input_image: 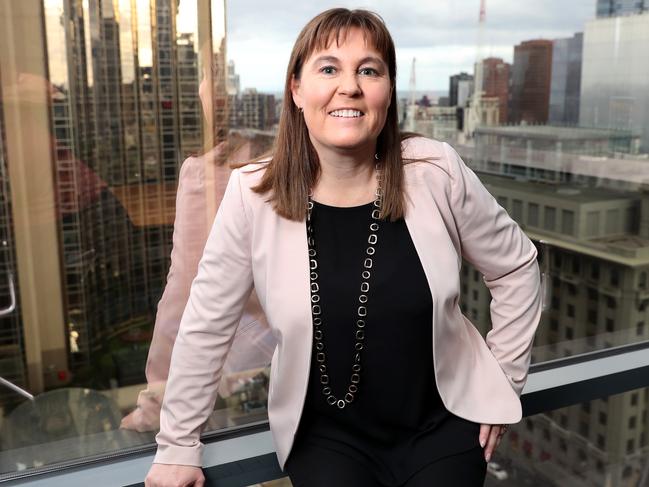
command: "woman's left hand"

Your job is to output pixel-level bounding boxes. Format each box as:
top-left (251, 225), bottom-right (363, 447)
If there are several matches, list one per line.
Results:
top-left (479, 423), bottom-right (508, 463)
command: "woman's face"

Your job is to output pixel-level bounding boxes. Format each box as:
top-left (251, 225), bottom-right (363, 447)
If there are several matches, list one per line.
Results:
top-left (291, 27), bottom-right (393, 155)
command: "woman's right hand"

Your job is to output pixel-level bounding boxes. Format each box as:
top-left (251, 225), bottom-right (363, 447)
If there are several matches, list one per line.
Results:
top-left (144, 463), bottom-right (205, 487)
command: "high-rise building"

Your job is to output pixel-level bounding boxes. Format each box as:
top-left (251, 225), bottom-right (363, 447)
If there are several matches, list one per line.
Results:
top-left (482, 57), bottom-right (510, 124)
top-left (449, 72), bottom-right (473, 107)
top-left (240, 88), bottom-right (276, 130)
top-left (596, 0), bottom-right (649, 17)
top-left (580, 14), bottom-right (649, 153)
top-left (227, 60), bottom-right (240, 96)
top-left (0, 0), bottom-right (228, 402)
top-left (510, 40), bottom-right (554, 124)
top-left (549, 33), bottom-right (583, 125)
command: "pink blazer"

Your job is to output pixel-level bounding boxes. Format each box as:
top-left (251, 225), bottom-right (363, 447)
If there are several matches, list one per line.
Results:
top-left (153, 136), bottom-right (543, 470)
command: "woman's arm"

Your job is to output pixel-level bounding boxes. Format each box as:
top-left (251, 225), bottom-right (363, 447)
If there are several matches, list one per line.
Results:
top-left (444, 142), bottom-right (542, 398)
top-left (153, 167), bottom-right (254, 466)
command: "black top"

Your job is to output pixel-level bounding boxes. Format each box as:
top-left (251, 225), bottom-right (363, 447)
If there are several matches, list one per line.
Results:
top-left (293, 200), bottom-right (481, 486)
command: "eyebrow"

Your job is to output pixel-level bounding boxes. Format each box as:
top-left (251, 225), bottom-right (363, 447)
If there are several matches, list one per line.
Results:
top-left (311, 55), bottom-right (385, 67)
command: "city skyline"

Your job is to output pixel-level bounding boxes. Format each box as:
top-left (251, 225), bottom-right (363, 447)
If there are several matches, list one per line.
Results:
top-left (227, 0), bottom-right (596, 92)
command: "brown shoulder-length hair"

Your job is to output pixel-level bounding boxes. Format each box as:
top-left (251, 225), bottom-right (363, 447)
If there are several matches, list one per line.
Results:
top-left (237, 8), bottom-right (428, 222)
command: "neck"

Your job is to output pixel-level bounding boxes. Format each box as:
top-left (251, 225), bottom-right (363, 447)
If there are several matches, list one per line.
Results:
top-left (311, 142), bottom-right (378, 207)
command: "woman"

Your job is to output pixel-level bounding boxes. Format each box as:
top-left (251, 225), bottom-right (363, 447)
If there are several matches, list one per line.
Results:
top-left (146, 7), bottom-right (542, 487)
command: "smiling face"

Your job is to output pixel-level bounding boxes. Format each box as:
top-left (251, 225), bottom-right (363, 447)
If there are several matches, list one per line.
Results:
top-left (290, 27), bottom-right (393, 156)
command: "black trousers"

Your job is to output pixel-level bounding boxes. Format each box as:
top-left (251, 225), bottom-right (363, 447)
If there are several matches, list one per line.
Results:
top-left (284, 442), bottom-right (487, 487)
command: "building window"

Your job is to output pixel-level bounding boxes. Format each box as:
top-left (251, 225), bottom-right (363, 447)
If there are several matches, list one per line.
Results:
top-left (579, 421), bottom-right (589, 436)
top-left (629, 416), bottom-right (637, 429)
top-left (610, 268), bottom-right (619, 287)
top-left (567, 304), bottom-right (575, 317)
top-left (544, 206), bottom-right (556, 231)
top-left (513, 199), bottom-right (523, 222)
top-left (591, 261), bottom-right (600, 280)
top-left (606, 318), bottom-right (614, 332)
top-left (588, 309), bottom-right (598, 324)
top-left (566, 327), bottom-right (573, 339)
top-left (599, 411), bottom-right (607, 425)
top-left (562, 209), bottom-right (575, 235)
top-left (550, 318), bottom-right (559, 331)
top-left (627, 438), bottom-right (635, 453)
top-left (631, 393), bottom-right (638, 406)
top-left (552, 297), bottom-right (560, 310)
top-left (597, 435), bottom-right (606, 449)
top-left (587, 287), bottom-right (598, 301)
top-left (607, 296), bottom-right (617, 309)
top-left (528, 203), bottom-right (539, 227)
top-left (639, 272), bottom-right (647, 289)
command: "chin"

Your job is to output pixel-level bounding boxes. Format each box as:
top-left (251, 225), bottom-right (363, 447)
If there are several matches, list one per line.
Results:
top-left (325, 137), bottom-right (373, 152)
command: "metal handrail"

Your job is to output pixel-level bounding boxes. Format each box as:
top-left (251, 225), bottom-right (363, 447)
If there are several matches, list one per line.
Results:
top-left (0, 376), bottom-right (33, 401)
top-left (0, 270), bottom-right (16, 316)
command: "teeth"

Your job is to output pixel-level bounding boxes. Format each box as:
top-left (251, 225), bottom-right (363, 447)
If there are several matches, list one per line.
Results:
top-left (330, 109), bottom-right (363, 118)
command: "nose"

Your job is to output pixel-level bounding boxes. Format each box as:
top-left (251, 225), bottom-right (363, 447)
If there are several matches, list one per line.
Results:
top-left (338, 71), bottom-right (361, 97)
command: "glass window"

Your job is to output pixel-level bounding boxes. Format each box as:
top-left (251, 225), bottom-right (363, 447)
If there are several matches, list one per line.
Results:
top-left (528, 203), bottom-right (539, 227)
top-left (1, 0), bottom-right (648, 483)
top-left (544, 206), bottom-right (556, 231)
top-left (512, 199), bottom-right (523, 222)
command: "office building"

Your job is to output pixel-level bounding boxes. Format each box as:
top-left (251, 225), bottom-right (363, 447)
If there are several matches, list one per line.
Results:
top-left (510, 40), bottom-right (554, 124)
top-left (482, 57), bottom-right (510, 124)
top-left (410, 105), bottom-right (458, 143)
top-left (596, 0), bottom-right (649, 17)
top-left (579, 14), bottom-right (649, 153)
top-left (0, 0), bottom-right (228, 402)
top-left (549, 33), bottom-right (583, 125)
top-left (240, 88), bottom-right (277, 130)
top-left (449, 72), bottom-right (473, 107)
top-left (458, 151), bottom-right (649, 486)
top-left (227, 60), bottom-right (241, 96)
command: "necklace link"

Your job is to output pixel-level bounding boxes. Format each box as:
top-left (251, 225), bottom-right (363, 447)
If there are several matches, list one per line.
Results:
top-left (306, 161), bottom-right (382, 409)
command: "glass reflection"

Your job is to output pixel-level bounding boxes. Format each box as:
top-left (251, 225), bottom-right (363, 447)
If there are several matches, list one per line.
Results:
top-left (0, 0), bottom-right (647, 482)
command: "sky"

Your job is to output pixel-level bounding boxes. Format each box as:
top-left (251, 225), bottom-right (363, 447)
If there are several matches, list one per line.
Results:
top-left (226, 0), bottom-right (596, 94)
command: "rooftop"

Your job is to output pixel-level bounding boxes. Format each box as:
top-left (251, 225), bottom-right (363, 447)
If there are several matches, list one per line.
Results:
top-left (475, 125), bottom-right (637, 141)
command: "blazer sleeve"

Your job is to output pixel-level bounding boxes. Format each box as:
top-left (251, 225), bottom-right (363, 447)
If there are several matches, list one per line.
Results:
top-left (443, 142), bottom-right (542, 398)
top-left (153, 167), bottom-right (253, 467)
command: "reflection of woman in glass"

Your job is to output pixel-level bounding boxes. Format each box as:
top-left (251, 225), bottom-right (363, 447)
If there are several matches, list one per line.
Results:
top-left (120, 66), bottom-right (276, 432)
top-left (146, 8), bottom-right (542, 487)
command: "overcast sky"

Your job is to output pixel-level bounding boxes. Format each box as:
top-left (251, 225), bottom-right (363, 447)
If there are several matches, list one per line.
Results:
top-left (226, 0), bottom-right (595, 94)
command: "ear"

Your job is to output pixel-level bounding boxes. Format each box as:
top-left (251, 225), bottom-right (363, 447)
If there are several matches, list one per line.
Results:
top-left (290, 74), bottom-right (303, 110)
